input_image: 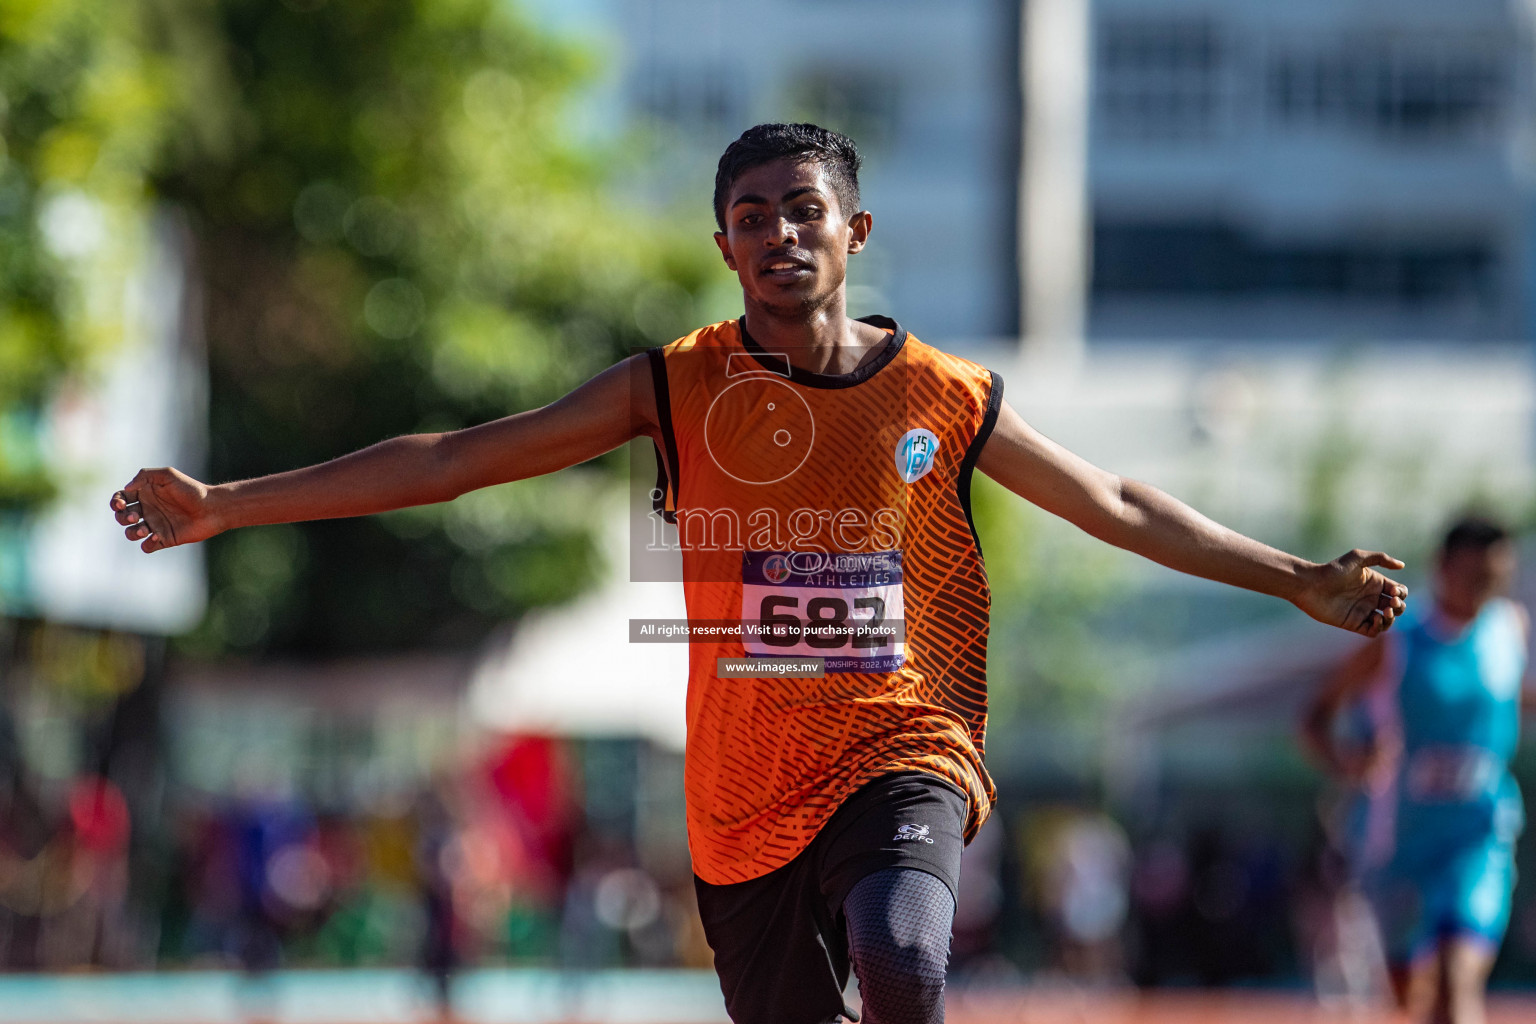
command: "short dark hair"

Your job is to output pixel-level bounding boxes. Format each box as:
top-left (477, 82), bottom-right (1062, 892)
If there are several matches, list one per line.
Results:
top-left (713, 123), bottom-right (862, 231)
top-left (1439, 513), bottom-right (1511, 558)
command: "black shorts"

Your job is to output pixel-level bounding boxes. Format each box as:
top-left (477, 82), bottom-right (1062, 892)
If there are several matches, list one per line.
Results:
top-left (694, 771), bottom-right (968, 1024)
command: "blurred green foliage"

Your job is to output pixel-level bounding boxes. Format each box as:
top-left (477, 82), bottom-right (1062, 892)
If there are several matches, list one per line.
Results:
top-left (969, 473), bottom-right (1134, 722)
top-left (1, 0), bottom-right (718, 654)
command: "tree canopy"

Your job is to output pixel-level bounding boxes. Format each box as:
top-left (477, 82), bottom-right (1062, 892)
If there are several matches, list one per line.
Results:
top-left (1, 0), bottom-right (717, 654)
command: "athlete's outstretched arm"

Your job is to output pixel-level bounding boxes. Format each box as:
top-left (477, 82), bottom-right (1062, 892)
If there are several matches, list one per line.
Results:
top-left (976, 399), bottom-right (1407, 636)
top-left (111, 355), bottom-right (658, 553)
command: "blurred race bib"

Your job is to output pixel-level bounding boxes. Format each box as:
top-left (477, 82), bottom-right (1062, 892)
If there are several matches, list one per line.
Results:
top-left (1405, 745), bottom-right (1500, 802)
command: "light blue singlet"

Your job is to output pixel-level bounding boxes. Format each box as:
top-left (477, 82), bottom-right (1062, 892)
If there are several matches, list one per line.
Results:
top-left (1363, 597), bottom-right (1527, 962)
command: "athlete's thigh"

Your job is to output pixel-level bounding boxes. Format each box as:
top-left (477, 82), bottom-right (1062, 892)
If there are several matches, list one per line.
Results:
top-left (694, 858), bottom-right (853, 1024)
top-left (821, 776), bottom-right (966, 1024)
top-left (816, 772), bottom-right (968, 918)
top-left (1369, 866), bottom-right (1436, 970)
top-left (1444, 840), bottom-right (1517, 949)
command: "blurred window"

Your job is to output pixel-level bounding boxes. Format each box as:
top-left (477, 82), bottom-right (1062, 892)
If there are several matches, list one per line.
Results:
top-left (1092, 220), bottom-right (1496, 306)
top-left (639, 63), bottom-right (737, 135)
top-left (784, 69), bottom-right (900, 153)
top-left (1096, 17), bottom-right (1225, 143)
top-left (1267, 34), bottom-right (1507, 141)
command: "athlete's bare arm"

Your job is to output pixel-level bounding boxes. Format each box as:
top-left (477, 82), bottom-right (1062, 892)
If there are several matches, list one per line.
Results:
top-left (1299, 638), bottom-right (1395, 784)
top-left (111, 355), bottom-right (659, 552)
top-left (1510, 602), bottom-right (1536, 716)
top-left (976, 399), bottom-right (1407, 637)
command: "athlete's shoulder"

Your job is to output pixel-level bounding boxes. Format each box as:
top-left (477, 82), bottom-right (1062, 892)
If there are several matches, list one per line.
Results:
top-left (1483, 595), bottom-right (1525, 620)
top-left (1478, 596), bottom-right (1528, 645)
top-left (898, 328), bottom-right (999, 389)
top-left (1511, 600), bottom-right (1530, 644)
top-left (893, 330), bottom-right (1003, 434)
top-left (660, 319), bottom-right (739, 357)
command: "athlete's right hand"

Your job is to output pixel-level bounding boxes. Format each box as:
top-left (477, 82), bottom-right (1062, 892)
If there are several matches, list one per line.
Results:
top-left (1294, 549), bottom-right (1408, 637)
top-left (110, 467), bottom-right (222, 553)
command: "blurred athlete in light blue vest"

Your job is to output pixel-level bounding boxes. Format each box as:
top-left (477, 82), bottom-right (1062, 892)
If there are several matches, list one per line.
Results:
top-left (1304, 516), bottom-right (1530, 1024)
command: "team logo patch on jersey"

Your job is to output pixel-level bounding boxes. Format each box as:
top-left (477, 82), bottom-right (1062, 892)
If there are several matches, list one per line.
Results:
top-left (895, 428), bottom-right (939, 484)
top-left (894, 823), bottom-right (933, 843)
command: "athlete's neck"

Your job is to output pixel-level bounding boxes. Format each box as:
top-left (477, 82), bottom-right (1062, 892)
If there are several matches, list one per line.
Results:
top-left (1429, 595), bottom-right (1484, 633)
top-left (741, 298), bottom-right (889, 376)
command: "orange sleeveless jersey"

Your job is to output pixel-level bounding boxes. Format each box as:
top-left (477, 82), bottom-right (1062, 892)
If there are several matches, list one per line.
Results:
top-left (648, 317), bottom-right (1002, 885)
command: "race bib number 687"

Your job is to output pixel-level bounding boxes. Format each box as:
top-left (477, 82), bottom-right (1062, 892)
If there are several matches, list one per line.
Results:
top-left (741, 550), bottom-right (905, 673)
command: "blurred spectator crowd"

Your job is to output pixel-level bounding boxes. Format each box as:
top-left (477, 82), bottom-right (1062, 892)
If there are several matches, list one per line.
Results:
top-left (8, 742), bottom-right (1536, 995)
top-left (3, 623), bottom-right (1536, 998)
top-left (0, 733), bottom-right (711, 980)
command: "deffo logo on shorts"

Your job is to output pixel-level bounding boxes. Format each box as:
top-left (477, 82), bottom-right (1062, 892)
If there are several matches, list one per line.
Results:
top-left (893, 823), bottom-right (933, 844)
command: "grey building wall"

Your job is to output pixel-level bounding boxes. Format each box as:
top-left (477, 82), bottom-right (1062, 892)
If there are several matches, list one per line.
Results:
top-left (1089, 0), bottom-right (1536, 341)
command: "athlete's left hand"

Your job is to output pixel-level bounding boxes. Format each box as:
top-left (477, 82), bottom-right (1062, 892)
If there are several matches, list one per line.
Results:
top-left (1336, 736), bottom-right (1401, 795)
top-left (1294, 549), bottom-right (1408, 637)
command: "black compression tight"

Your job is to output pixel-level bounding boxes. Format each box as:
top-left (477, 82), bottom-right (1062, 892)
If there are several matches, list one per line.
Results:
top-left (842, 867), bottom-right (955, 1024)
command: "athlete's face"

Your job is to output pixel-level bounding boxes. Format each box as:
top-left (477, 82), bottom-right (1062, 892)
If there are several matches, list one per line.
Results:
top-left (1436, 541), bottom-right (1516, 621)
top-left (713, 158), bottom-right (872, 318)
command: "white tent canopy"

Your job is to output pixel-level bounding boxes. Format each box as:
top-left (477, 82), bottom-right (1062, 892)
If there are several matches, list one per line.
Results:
top-left (467, 519), bottom-right (690, 750)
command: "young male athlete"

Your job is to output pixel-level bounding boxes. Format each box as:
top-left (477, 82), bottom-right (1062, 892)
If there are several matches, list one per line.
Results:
top-left (1303, 516), bottom-right (1526, 1024)
top-left (113, 124), bottom-right (1407, 1023)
